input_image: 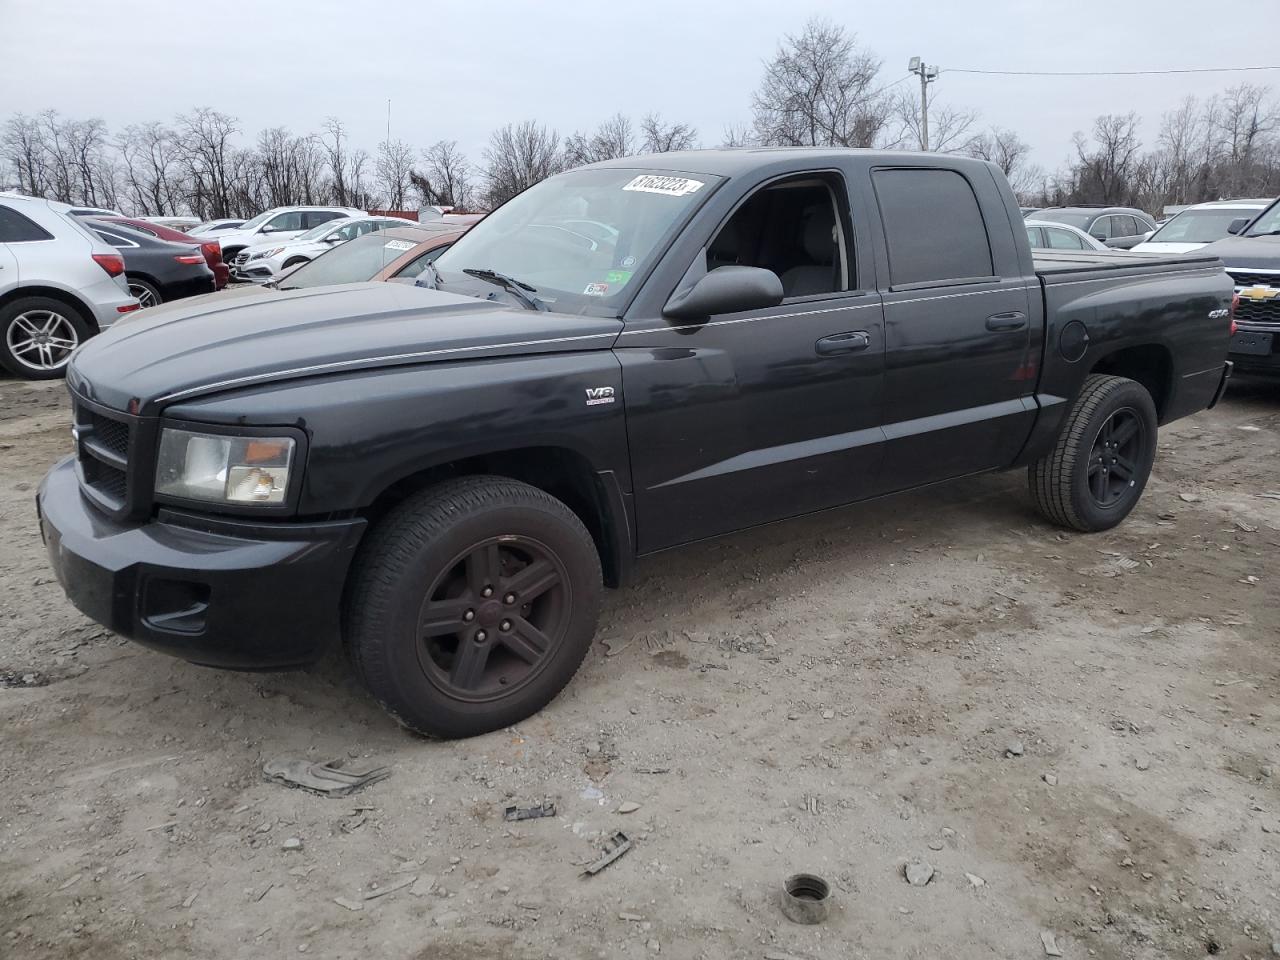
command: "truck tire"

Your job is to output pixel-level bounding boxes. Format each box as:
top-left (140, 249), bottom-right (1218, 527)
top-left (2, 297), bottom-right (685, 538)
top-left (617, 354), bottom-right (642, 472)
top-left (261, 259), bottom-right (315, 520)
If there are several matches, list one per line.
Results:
top-left (1028, 374), bottom-right (1158, 532)
top-left (0, 296), bottom-right (92, 380)
top-left (344, 476), bottom-right (603, 739)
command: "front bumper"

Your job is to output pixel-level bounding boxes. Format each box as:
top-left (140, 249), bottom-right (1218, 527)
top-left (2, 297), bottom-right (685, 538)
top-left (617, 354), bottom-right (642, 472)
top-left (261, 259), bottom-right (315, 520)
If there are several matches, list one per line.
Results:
top-left (37, 456), bottom-right (367, 670)
top-left (1229, 325), bottom-right (1280, 374)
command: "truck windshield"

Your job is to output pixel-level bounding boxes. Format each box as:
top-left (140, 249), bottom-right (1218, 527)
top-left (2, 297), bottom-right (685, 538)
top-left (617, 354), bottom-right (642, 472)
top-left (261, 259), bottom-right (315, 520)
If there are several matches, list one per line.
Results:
top-left (1245, 201), bottom-right (1280, 236)
top-left (1150, 208), bottom-right (1263, 243)
top-left (431, 167), bottom-right (722, 315)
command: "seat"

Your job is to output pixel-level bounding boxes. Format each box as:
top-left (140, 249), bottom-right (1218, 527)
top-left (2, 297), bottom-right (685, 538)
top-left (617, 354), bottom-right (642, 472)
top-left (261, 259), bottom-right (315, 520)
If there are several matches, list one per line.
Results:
top-left (780, 205), bottom-right (837, 298)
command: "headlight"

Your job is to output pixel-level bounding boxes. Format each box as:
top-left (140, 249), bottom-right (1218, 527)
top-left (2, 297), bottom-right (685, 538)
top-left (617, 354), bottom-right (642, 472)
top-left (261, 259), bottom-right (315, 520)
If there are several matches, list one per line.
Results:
top-left (250, 248), bottom-right (284, 260)
top-left (155, 428), bottom-right (296, 506)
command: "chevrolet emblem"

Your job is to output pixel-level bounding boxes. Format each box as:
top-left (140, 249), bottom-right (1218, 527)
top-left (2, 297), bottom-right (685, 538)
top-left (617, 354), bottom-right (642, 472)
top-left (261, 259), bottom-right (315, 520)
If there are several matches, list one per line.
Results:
top-left (1239, 285), bottom-right (1279, 301)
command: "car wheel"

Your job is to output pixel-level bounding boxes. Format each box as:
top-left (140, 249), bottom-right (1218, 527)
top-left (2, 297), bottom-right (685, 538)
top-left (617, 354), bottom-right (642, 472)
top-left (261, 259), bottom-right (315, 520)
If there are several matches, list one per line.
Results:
top-left (1028, 374), bottom-right (1158, 532)
top-left (344, 476), bottom-right (603, 738)
top-left (127, 278), bottom-right (163, 308)
top-left (0, 297), bottom-right (92, 380)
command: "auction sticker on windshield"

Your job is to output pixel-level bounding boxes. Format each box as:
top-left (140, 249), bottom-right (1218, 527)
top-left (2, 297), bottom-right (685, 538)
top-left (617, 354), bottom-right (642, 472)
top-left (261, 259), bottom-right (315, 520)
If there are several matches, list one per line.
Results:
top-left (623, 175), bottom-right (705, 197)
top-left (384, 239), bottom-right (415, 251)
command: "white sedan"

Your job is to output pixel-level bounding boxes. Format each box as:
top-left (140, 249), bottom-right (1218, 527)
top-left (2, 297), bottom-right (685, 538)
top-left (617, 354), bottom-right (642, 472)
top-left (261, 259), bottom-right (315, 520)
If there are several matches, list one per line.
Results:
top-left (1130, 199), bottom-right (1271, 254)
top-left (1024, 219), bottom-right (1109, 252)
top-left (230, 216), bottom-right (418, 282)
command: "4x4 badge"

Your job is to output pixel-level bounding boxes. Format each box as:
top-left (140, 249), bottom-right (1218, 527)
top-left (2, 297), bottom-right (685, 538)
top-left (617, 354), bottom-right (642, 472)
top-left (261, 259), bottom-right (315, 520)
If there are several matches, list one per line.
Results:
top-left (585, 386), bottom-right (615, 406)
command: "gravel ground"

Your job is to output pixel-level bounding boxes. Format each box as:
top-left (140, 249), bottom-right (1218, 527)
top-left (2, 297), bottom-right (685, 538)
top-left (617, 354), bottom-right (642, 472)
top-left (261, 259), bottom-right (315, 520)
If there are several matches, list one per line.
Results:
top-left (1, 375), bottom-right (1277, 960)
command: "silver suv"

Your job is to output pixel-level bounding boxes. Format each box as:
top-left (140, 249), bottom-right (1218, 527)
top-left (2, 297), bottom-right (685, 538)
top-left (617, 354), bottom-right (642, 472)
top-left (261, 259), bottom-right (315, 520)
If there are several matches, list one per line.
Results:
top-left (0, 194), bottom-right (139, 379)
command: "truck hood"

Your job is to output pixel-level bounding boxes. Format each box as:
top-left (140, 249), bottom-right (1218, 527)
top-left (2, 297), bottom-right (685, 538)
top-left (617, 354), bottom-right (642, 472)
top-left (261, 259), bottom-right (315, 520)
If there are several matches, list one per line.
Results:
top-left (1198, 234), bottom-right (1280, 271)
top-left (68, 282), bottom-right (622, 415)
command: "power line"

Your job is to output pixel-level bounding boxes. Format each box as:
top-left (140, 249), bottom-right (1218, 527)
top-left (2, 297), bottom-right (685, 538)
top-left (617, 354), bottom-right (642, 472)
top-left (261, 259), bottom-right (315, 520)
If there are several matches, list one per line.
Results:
top-left (945, 65), bottom-right (1280, 77)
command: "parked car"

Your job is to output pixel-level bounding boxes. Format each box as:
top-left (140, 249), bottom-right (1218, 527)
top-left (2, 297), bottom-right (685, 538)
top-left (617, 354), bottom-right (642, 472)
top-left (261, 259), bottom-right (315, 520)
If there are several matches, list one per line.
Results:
top-left (1033, 206), bottom-right (1157, 249)
top-left (1020, 206), bottom-right (1042, 218)
top-left (0, 194), bottom-right (138, 378)
top-left (84, 220), bottom-right (215, 307)
top-left (213, 206), bottom-right (366, 262)
top-left (188, 218), bottom-right (245, 236)
top-left (230, 215), bottom-right (417, 282)
top-left (39, 150), bottom-right (1232, 738)
top-left (1024, 219), bottom-right (1108, 251)
top-left (97, 216), bottom-right (229, 289)
top-left (1199, 197), bottom-right (1280, 375)
top-left (1131, 199), bottom-right (1272, 254)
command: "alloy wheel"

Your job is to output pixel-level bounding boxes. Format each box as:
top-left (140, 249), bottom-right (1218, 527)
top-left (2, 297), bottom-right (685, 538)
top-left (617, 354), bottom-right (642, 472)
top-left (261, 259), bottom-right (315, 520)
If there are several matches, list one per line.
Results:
top-left (1088, 407), bottom-right (1145, 507)
top-left (416, 536), bottom-right (569, 703)
top-left (128, 283), bottom-right (157, 308)
top-left (5, 310), bottom-right (79, 372)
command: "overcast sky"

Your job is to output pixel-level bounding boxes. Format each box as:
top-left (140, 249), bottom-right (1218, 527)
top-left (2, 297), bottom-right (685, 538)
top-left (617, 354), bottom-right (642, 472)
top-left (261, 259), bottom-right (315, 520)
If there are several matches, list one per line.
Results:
top-left (3, 0), bottom-right (1279, 175)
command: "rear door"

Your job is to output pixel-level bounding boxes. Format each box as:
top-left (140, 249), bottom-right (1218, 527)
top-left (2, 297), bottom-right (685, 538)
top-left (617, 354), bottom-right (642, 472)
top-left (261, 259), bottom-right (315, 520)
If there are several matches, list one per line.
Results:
top-left (868, 164), bottom-right (1038, 490)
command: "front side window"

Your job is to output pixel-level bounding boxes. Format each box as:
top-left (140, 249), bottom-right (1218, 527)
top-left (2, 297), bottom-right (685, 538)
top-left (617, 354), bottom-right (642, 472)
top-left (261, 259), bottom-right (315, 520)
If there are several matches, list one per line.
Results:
top-left (432, 167), bottom-right (722, 315)
top-left (1090, 217), bottom-right (1113, 240)
top-left (872, 168), bottom-right (993, 286)
top-left (706, 176), bottom-right (849, 299)
top-left (0, 206), bottom-right (54, 242)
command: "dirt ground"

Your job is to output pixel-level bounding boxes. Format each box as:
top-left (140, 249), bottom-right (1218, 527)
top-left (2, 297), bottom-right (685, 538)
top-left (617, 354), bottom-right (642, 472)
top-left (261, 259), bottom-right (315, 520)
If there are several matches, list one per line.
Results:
top-left (1, 374), bottom-right (1277, 960)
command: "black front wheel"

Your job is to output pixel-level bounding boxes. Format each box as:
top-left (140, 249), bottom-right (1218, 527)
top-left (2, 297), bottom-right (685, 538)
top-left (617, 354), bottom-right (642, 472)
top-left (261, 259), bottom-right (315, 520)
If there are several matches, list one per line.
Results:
top-left (344, 476), bottom-right (603, 738)
top-left (1029, 374), bottom-right (1158, 532)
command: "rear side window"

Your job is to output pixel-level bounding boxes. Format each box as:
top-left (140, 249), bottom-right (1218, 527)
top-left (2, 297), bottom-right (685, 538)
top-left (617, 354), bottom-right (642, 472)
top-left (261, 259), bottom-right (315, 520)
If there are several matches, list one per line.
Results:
top-left (1046, 227), bottom-right (1085, 250)
top-left (304, 211), bottom-right (344, 228)
top-left (872, 168), bottom-right (993, 287)
top-left (0, 206), bottom-right (54, 242)
top-left (1090, 217), bottom-right (1113, 240)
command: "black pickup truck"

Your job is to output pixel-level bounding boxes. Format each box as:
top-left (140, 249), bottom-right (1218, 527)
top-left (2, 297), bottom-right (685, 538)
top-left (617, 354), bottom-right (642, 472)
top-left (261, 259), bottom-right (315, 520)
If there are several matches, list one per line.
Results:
top-left (38, 150), bottom-right (1233, 738)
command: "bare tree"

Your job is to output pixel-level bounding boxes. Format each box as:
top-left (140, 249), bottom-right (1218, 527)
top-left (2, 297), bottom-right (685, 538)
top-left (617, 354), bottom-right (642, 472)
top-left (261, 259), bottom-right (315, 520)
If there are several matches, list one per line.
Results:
top-left (375, 138), bottom-right (414, 210)
top-left (418, 140), bottom-right (474, 209)
top-left (640, 113), bottom-right (697, 153)
top-left (564, 113), bottom-right (635, 167)
top-left (175, 108), bottom-right (240, 217)
top-left (1069, 113), bottom-right (1143, 205)
top-left (894, 92), bottom-right (979, 154)
top-left (1, 113), bottom-right (50, 194)
top-left (751, 17), bottom-right (892, 148)
top-left (966, 127), bottom-right (1041, 196)
top-left (119, 121), bottom-right (182, 215)
top-left (720, 122), bottom-right (755, 148)
top-left (482, 120), bottom-right (564, 208)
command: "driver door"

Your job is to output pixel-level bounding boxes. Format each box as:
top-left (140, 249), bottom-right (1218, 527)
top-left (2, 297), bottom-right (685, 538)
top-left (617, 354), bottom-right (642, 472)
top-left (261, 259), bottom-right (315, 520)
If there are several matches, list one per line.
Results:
top-left (616, 171), bottom-right (887, 552)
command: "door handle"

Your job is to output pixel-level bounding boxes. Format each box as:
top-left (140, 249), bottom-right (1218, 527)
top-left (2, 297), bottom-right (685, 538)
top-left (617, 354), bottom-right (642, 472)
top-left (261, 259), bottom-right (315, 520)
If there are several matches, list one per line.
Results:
top-left (985, 311), bottom-right (1027, 332)
top-left (815, 331), bottom-right (871, 355)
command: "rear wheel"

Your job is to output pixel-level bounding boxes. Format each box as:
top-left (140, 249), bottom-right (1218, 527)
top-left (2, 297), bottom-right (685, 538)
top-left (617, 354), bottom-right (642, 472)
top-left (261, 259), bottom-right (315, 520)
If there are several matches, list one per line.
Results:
top-left (127, 278), bottom-right (162, 308)
top-left (0, 296), bottom-right (92, 380)
top-left (1028, 374), bottom-right (1158, 531)
top-left (344, 476), bottom-right (603, 738)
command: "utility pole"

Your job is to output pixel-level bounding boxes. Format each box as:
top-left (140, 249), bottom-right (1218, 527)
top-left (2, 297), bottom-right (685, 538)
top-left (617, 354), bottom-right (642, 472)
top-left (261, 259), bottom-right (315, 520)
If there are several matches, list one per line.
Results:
top-left (908, 57), bottom-right (939, 151)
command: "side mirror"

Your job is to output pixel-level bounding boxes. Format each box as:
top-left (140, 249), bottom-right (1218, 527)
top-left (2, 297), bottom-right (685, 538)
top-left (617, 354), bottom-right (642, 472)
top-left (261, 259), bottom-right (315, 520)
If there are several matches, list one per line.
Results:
top-left (663, 266), bottom-right (784, 321)
top-left (1227, 217), bottom-right (1250, 235)
top-left (1090, 231), bottom-right (1107, 241)
top-left (323, 233), bottom-right (343, 243)
top-left (260, 225), bottom-right (277, 234)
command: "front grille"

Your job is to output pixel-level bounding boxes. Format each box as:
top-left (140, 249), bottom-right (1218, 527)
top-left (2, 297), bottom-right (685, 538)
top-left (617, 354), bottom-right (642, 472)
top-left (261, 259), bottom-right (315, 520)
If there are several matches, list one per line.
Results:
top-left (233, 251), bottom-right (250, 266)
top-left (73, 400), bottom-right (133, 512)
top-left (1226, 270), bottom-right (1280, 289)
top-left (1233, 298), bottom-right (1280, 327)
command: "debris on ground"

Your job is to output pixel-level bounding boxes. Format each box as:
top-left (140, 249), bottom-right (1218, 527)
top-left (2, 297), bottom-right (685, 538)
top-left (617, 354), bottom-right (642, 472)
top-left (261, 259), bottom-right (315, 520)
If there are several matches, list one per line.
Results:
top-left (581, 831), bottom-right (633, 877)
top-left (616, 801), bottom-right (641, 814)
top-left (409, 875), bottom-right (437, 897)
top-left (262, 757), bottom-right (390, 797)
top-left (1179, 492), bottom-right (1200, 503)
top-left (1040, 930), bottom-right (1064, 956)
top-left (1042, 773), bottom-right (1058, 786)
top-left (363, 875), bottom-right (415, 900)
top-left (333, 897), bottom-right (362, 912)
top-left (1005, 740), bottom-right (1025, 758)
top-left (903, 860), bottom-right (935, 887)
top-left (281, 837), bottom-right (303, 851)
top-left (1135, 755), bottom-right (1151, 771)
top-left (504, 801), bottom-right (556, 822)
top-left (965, 873), bottom-right (986, 887)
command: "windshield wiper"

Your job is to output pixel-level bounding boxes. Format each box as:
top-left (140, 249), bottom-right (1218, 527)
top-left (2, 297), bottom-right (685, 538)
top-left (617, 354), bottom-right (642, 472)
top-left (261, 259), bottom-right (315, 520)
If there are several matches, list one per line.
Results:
top-left (462, 268), bottom-right (548, 311)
